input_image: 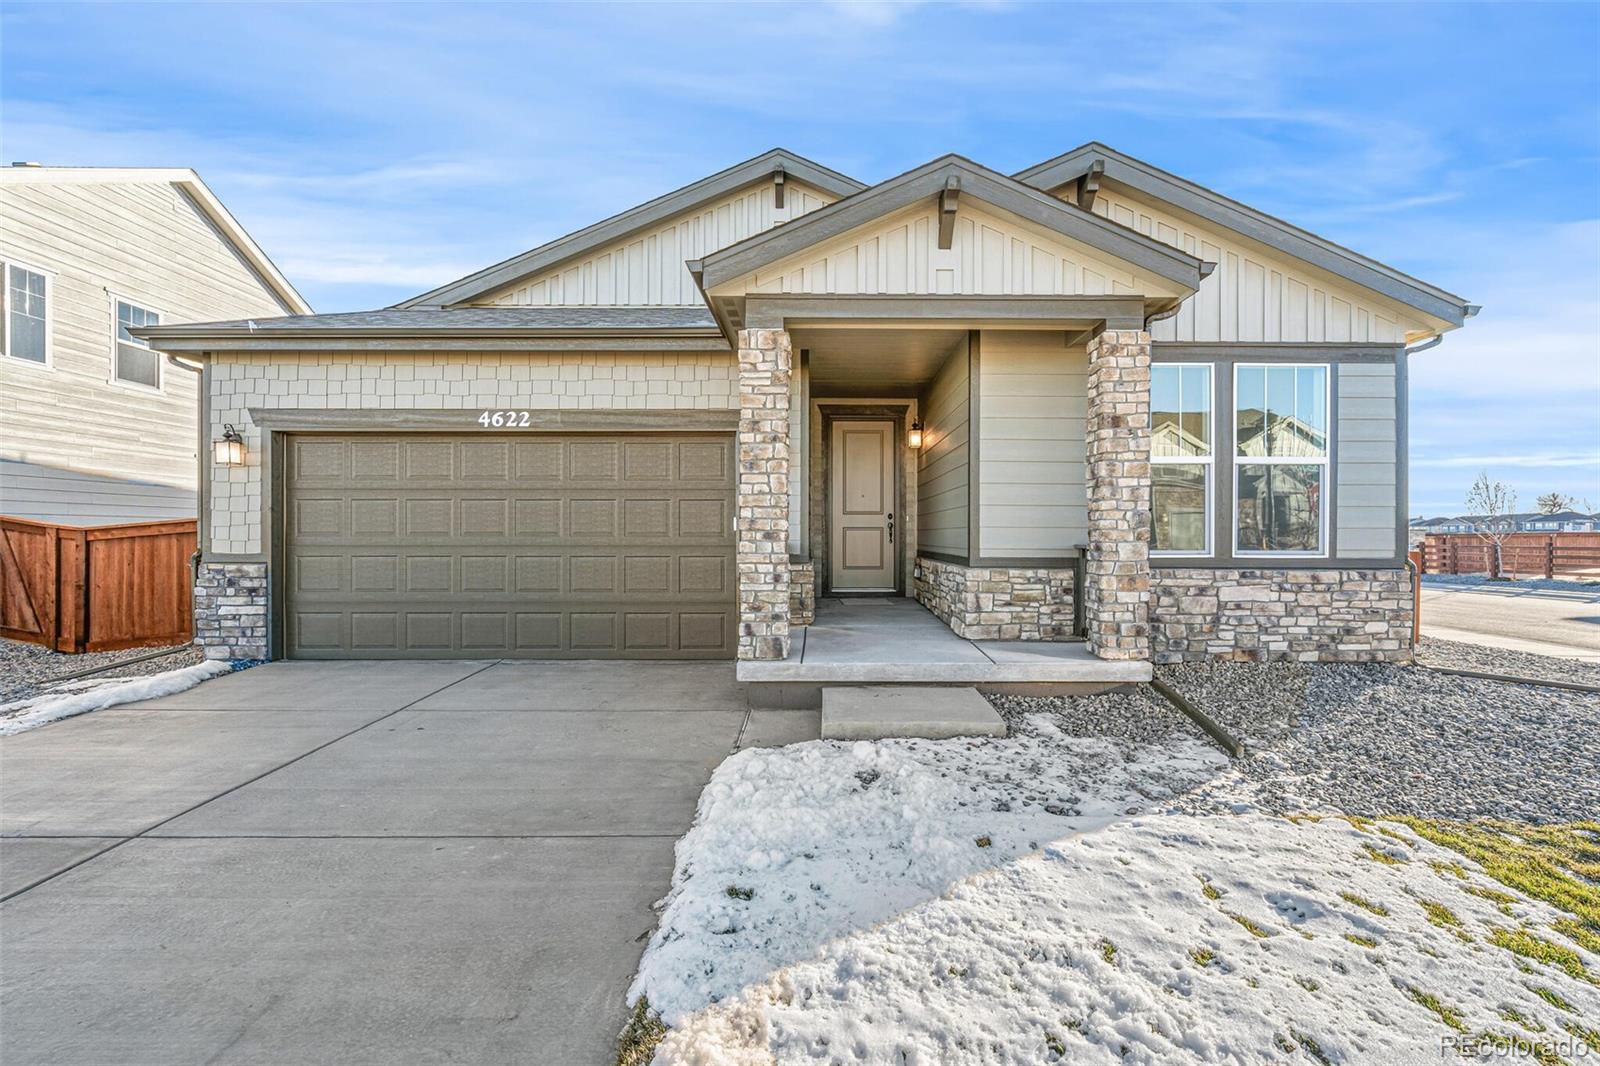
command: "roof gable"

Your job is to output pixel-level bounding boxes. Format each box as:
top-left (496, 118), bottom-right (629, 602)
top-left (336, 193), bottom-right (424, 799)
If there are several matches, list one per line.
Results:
top-left (399, 149), bottom-right (864, 309)
top-left (1014, 143), bottom-right (1474, 328)
top-left (696, 155), bottom-right (1209, 297)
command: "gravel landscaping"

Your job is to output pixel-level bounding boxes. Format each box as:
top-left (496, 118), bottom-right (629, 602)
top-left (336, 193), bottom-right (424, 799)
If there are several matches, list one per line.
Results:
top-left (992, 655), bottom-right (1599, 825)
top-left (1416, 634), bottom-right (1600, 686)
top-left (0, 637), bottom-right (202, 707)
top-left (1422, 573), bottom-right (1600, 593)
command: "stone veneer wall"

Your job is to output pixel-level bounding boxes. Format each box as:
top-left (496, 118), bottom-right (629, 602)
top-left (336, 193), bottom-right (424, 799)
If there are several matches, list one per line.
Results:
top-left (913, 556), bottom-right (1077, 640)
top-left (736, 330), bottom-right (792, 660)
top-left (789, 559), bottom-right (816, 626)
top-left (194, 561), bottom-right (269, 659)
top-left (1150, 568), bottom-right (1413, 662)
top-left (1083, 330), bottom-right (1152, 660)
top-left (206, 351), bottom-right (736, 554)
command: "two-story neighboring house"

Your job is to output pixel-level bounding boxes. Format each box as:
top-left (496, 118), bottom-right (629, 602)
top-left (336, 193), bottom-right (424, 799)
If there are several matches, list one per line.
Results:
top-left (0, 165), bottom-right (309, 525)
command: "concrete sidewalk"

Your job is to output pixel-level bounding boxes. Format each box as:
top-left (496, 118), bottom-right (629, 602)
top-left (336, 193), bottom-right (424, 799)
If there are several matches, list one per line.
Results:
top-left (0, 659), bottom-right (818, 1065)
top-left (1419, 580), bottom-right (1600, 661)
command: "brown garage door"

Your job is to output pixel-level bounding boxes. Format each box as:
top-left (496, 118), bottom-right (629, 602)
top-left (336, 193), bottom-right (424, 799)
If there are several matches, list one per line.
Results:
top-left (282, 433), bottom-right (736, 659)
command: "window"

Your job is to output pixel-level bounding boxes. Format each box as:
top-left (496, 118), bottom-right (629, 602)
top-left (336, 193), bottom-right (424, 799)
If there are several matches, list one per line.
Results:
top-left (1150, 363), bottom-right (1212, 554)
top-left (3, 263), bottom-right (48, 363)
top-left (114, 299), bottom-right (161, 388)
top-left (1234, 364), bottom-right (1328, 554)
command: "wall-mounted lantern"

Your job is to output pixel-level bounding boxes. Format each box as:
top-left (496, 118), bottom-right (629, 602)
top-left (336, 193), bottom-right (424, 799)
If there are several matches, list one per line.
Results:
top-left (908, 420), bottom-right (925, 450)
top-left (213, 424), bottom-right (246, 466)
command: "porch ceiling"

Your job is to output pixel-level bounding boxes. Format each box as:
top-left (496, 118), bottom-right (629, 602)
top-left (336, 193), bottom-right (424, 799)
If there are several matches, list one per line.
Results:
top-left (798, 326), bottom-right (966, 394)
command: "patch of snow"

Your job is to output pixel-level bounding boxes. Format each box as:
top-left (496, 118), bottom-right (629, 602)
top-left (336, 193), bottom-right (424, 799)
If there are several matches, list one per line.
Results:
top-left (0, 660), bottom-right (233, 736)
top-left (650, 809), bottom-right (1599, 1065)
top-left (631, 731), bottom-right (1227, 1027)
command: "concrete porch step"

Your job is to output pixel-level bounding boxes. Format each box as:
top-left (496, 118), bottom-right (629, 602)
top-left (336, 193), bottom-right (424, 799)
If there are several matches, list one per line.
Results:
top-left (821, 686), bottom-right (1007, 741)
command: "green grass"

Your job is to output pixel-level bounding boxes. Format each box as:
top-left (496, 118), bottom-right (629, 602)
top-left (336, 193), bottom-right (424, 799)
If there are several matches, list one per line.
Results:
top-left (1472, 1030), bottom-right (1566, 1066)
top-left (1532, 986), bottom-right (1575, 1013)
top-left (1343, 933), bottom-right (1378, 948)
top-left (1376, 825), bottom-right (1417, 848)
top-left (1294, 975), bottom-right (1320, 993)
top-left (1488, 926), bottom-right (1599, 985)
top-left (1561, 1019), bottom-right (1600, 1051)
top-left (1418, 898), bottom-right (1462, 928)
top-left (1338, 891), bottom-right (1389, 917)
top-left (1287, 1028), bottom-right (1333, 1066)
top-left (725, 885), bottom-right (754, 901)
top-left (1359, 842), bottom-right (1407, 865)
top-left (1223, 911), bottom-right (1273, 939)
top-left (1189, 947), bottom-right (1216, 967)
top-left (615, 998), bottom-right (668, 1066)
top-left (1406, 986), bottom-right (1467, 1032)
top-left (1497, 1005), bottom-right (1542, 1031)
top-left (1197, 875), bottom-right (1222, 901)
top-left (1428, 859), bottom-right (1468, 879)
top-left (1098, 938), bottom-right (1118, 964)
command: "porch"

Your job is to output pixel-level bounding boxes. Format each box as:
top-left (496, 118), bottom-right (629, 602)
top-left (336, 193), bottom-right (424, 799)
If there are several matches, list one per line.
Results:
top-left (738, 596), bottom-right (1151, 705)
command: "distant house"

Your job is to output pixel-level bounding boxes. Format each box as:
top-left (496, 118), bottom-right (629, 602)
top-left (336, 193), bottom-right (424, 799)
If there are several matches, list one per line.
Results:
top-left (1409, 510), bottom-right (1598, 535)
top-left (0, 165), bottom-right (309, 525)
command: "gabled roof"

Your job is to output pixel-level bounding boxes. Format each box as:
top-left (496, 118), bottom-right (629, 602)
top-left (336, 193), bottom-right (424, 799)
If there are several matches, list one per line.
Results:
top-left (1013, 143), bottom-right (1477, 328)
top-left (398, 149), bottom-right (865, 310)
top-left (0, 165), bottom-right (312, 314)
top-left (694, 154), bottom-right (1211, 296)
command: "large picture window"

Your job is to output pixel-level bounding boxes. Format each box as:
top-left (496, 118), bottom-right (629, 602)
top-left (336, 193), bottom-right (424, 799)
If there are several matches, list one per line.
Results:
top-left (1234, 363), bottom-right (1328, 554)
top-left (1151, 363), bottom-right (1212, 555)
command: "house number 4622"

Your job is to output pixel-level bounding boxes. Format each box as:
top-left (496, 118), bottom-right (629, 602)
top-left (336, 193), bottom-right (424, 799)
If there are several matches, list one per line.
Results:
top-left (476, 410), bottom-right (531, 428)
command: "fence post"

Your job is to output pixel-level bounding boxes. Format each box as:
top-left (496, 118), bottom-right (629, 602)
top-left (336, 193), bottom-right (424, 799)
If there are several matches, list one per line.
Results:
top-left (1545, 536), bottom-right (1555, 580)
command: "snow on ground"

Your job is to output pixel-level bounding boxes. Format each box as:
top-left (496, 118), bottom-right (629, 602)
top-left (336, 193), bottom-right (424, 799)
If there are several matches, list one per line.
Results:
top-left (0, 660), bottom-right (232, 735)
top-left (649, 808), bottom-right (1599, 1065)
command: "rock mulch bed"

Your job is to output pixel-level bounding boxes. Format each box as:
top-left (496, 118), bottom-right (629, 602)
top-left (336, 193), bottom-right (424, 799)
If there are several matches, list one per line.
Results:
top-left (991, 653), bottom-right (1599, 825)
top-left (0, 638), bottom-right (202, 707)
top-left (1416, 634), bottom-right (1600, 687)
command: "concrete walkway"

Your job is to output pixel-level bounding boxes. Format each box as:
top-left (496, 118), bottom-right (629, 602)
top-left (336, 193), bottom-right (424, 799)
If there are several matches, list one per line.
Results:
top-left (0, 660), bottom-right (817, 1065)
top-left (1419, 580), bottom-right (1600, 662)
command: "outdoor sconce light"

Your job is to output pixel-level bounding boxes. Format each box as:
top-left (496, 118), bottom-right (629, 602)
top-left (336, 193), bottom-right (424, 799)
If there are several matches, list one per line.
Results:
top-left (213, 424), bottom-right (246, 466)
top-left (908, 420), bottom-right (925, 450)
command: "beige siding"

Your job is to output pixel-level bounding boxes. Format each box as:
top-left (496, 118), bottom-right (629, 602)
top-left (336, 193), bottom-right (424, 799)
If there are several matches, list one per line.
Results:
top-left (481, 180), bottom-right (835, 307)
top-left (1086, 190), bottom-right (1430, 344)
top-left (0, 180), bottom-right (290, 509)
top-left (207, 349), bottom-right (736, 555)
top-left (1335, 361), bottom-right (1399, 557)
top-left (729, 201), bottom-right (1186, 300)
top-left (977, 331), bottom-right (1087, 557)
top-left (917, 342), bottom-right (970, 557)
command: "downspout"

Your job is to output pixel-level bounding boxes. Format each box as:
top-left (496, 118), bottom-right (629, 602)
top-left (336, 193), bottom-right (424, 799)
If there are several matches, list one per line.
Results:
top-left (166, 352), bottom-right (206, 584)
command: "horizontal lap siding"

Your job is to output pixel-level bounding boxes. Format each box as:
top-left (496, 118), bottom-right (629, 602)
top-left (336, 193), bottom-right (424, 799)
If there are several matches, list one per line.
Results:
top-left (917, 342), bottom-right (969, 556)
top-left (0, 182), bottom-right (288, 502)
top-left (977, 331), bottom-right (1087, 557)
top-left (1336, 362), bottom-right (1399, 557)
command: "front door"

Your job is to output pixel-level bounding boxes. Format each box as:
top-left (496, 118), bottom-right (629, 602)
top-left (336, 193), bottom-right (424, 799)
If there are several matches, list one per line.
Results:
top-left (829, 420), bottom-right (896, 592)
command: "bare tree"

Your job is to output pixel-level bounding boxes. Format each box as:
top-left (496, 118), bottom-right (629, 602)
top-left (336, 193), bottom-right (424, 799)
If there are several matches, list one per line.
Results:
top-left (1465, 472), bottom-right (1517, 578)
top-left (1537, 491), bottom-right (1579, 514)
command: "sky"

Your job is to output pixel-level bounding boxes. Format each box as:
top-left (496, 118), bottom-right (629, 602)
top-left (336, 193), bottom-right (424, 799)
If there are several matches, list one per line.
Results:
top-left (2, 1), bottom-right (1596, 516)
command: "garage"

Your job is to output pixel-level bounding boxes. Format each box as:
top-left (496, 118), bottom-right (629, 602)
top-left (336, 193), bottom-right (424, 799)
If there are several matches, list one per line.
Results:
top-left (281, 432), bottom-right (736, 659)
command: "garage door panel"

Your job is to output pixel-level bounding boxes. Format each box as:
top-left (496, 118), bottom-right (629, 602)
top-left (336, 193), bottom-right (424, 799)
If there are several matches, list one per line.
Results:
top-left (284, 433), bottom-right (735, 659)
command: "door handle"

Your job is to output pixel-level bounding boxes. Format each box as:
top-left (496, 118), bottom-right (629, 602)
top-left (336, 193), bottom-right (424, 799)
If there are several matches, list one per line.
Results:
top-left (887, 512), bottom-right (894, 543)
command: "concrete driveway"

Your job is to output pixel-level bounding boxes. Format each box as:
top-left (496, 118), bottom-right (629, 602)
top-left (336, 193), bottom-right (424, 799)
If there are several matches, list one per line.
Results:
top-left (0, 660), bottom-right (818, 1065)
top-left (1420, 580), bottom-right (1600, 661)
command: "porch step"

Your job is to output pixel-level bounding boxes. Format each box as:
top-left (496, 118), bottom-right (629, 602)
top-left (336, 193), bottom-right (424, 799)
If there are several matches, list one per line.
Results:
top-left (821, 686), bottom-right (1007, 741)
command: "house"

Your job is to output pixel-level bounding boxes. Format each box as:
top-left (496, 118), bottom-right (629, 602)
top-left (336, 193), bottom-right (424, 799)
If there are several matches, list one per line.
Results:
top-left (0, 165), bottom-right (310, 525)
top-left (134, 145), bottom-right (1477, 668)
top-left (1411, 511), bottom-right (1599, 535)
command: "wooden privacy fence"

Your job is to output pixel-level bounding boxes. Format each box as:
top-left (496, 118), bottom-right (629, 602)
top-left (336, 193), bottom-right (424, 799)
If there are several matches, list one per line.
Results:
top-left (0, 516), bottom-right (196, 653)
top-left (1419, 532), bottom-right (1600, 580)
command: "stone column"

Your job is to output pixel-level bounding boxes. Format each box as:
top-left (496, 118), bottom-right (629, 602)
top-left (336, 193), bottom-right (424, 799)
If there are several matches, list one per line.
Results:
top-left (1084, 329), bottom-right (1152, 660)
top-left (736, 328), bottom-right (792, 660)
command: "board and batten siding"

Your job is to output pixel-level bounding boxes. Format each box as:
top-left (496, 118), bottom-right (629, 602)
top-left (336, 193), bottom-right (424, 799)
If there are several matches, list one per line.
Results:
top-left (916, 341), bottom-right (970, 557)
top-left (1335, 361), bottom-right (1400, 558)
top-left (736, 201), bottom-right (1186, 300)
top-left (0, 179), bottom-right (290, 522)
top-left (1085, 190), bottom-right (1426, 345)
top-left (480, 180), bottom-right (836, 307)
top-left (976, 330), bottom-right (1087, 558)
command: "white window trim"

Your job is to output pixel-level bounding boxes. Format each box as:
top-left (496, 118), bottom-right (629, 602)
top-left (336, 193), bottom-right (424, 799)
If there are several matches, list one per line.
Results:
top-left (1231, 362), bottom-right (1331, 559)
top-left (1151, 360), bottom-right (1215, 558)
top-left (108, 292), bottom-right (165, 393)
top-left (1, 257), bottom-right (55, 370)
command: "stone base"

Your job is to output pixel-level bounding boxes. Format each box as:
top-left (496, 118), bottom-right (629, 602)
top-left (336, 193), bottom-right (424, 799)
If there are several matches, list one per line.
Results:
top-left (912, 555), bottom-right (1077, 641)
top-left (789, 558), bottom-right (816, 626)
top-left (1151, 568), bottom-right (1413, 663)
top-left (194, 561), bottom-right (269, 660)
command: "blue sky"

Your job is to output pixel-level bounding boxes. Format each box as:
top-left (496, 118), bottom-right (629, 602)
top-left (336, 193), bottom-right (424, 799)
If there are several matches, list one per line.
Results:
top-left (3, 1), bottom-right (1596, 515)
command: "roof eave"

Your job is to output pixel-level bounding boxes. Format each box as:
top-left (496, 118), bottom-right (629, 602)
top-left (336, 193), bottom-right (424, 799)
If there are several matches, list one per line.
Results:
top-left (396, 149), bottom-right (866, 310)
top-left (1013, 144), bottom-right (1474, 327)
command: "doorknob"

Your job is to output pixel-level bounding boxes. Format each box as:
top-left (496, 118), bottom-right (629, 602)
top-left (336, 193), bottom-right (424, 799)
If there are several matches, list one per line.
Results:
top-left (887, 512), bottom-right (894, 543)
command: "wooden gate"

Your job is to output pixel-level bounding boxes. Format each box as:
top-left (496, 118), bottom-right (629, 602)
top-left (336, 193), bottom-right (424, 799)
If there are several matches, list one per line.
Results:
top-left (0, 517), bottom-right (196, 653)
